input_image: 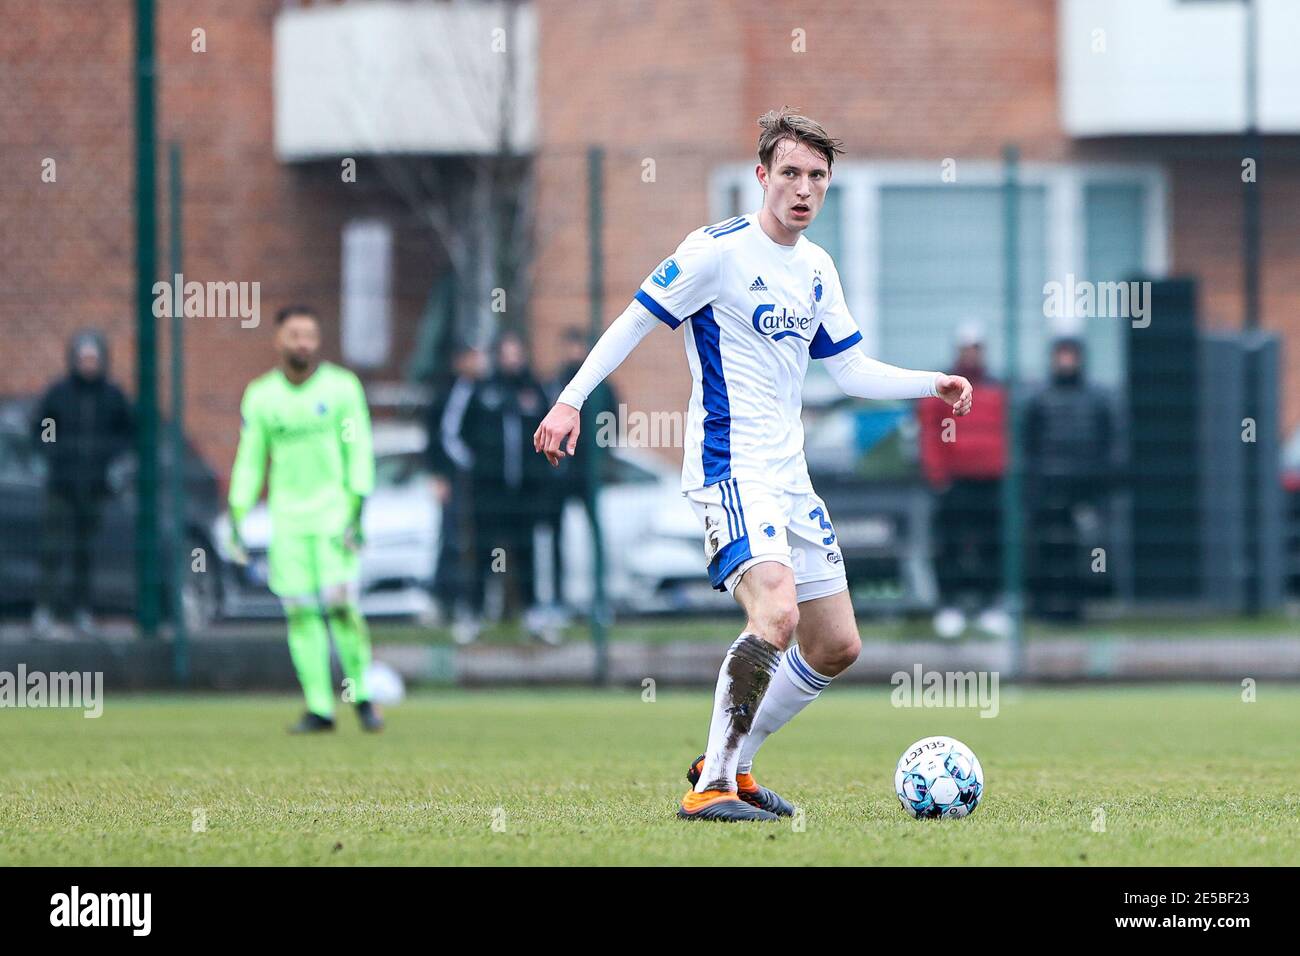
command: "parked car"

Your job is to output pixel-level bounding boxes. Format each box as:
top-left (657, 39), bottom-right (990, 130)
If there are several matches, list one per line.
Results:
top-left (214, 419), bottom-right (720, 618)
top-left (213, 422), bottom-right (441, 619)
top-left (553, 447), bottom-right (729, 614)
top-left (210, 404), bottom-right (941, 620)
top-left (0, 396), bottom-right (224, 630)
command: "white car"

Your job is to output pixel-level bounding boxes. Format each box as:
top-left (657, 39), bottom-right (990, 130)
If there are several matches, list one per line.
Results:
top-left (551, 448), bottom-right (730, 614)
top-left (213, 424), bottom-right (721, 619)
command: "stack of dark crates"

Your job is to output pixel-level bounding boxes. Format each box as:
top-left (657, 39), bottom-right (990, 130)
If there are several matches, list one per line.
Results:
top-left (1125, 278), bottom-right (1283, 612)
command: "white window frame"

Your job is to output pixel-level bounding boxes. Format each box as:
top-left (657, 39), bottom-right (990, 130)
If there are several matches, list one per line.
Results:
top-left (340, 217), bottom-right (394, 369)
top-left (709, 160), bottom-right (1169, 357)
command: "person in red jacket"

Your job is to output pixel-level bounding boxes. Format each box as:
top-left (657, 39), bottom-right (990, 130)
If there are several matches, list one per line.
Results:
top-left (917, 322), bottom-right (1009, 638)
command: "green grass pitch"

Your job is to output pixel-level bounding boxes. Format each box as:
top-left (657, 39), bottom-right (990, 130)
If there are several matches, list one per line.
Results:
top-left (2, 685), bottom-right (1298, 865)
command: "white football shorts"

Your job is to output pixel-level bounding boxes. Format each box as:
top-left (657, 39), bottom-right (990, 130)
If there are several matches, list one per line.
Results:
top-left (686, 476), bottom-right (848, 603)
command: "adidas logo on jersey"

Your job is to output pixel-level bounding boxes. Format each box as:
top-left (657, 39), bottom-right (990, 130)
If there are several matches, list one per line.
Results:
top-left (749, 276), bottom-right (768, 292)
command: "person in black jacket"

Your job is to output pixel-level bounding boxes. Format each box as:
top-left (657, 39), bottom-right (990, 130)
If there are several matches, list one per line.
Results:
top-left (30, 330), bottom-right (134, 636)
top-left (424, 344), bottom-right (486, 634)
top-left (440, 330), bottom-right (551, 641)
top-left (1023, 336), bottom-right (1118, 621)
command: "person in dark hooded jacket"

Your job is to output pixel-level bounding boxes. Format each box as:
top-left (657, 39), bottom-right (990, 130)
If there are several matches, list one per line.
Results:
top-left (1022, 336), bottom-right (1118, 621)
top-left (30, 330), bottom-right (133, 635)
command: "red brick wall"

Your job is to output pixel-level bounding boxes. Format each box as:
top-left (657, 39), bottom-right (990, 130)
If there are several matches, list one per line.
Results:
top-left (0, 0), bottom-right (443, 485)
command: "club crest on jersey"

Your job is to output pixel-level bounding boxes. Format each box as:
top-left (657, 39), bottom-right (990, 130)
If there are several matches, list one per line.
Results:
top-left (752, 304), bottom-right (813, 342)
top-left (651, 258), bottom-right (681, 289)
top-left (812, 271), bottom-right (823, 304)
top-left (315, 402), bottom-right (328, 416)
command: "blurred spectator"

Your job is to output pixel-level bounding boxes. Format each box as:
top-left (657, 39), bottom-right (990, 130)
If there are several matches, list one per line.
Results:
top-left (538, 327), bottom-right (619, 622)
top-left (1023, 337), bottom-right (1118, 622)
top-left (439, 330), bottom-right (552, 642)
top-left (29, 330), bottom-right (133, 637)
top-left (425, 344), bottom-right (487, 635)
top-left (918, 321), bottom-right (1008, 638)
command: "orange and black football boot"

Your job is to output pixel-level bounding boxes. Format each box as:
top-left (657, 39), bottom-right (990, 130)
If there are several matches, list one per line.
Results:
top-left (686, 753), bottom-right (795, 817)
top-left (677, 787), bottom-right (779, 821)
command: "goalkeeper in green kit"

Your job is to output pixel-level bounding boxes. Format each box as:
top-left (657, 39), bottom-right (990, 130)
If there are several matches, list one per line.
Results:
top-left (228, 305), bottom-right (384, 733)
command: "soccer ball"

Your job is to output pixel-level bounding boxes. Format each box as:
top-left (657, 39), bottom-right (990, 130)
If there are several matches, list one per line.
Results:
top-left (365, 661), bottom-right (406, 706)
top-left (894, 735), bottom-right (983, 819)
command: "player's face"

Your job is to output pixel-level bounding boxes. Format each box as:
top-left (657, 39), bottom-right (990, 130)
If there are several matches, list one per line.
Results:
top-left (758, 138), bottom-right (830, 234)
top-left (455, 348), bottom-right (487, 379)
top-left (74, 343), bottom-right (103, 380)
top-left (277, 314), bottom-right (320, 371)
top-left (1053, 345), bottom-right (1081, 376)
top-left (497, 336), bottom-right (526, 375)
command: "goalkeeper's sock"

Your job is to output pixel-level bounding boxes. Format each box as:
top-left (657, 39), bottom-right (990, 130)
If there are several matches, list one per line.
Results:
top-left (286, 605), bottom-right (335, 718)
top-left (694, 633), bottom-right (781, 793)
top-left (736, 643), bottom-right (831, 774)
top-left (327, 601), bottom-right (372, 704)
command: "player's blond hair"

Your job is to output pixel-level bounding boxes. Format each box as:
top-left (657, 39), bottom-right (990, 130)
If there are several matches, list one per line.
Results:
top-left (757, 108), bottom-right (845, 171)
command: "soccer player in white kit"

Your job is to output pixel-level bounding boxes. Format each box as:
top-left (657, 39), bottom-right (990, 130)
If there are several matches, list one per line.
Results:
top-left (535, 110), bottom-right (973, 821)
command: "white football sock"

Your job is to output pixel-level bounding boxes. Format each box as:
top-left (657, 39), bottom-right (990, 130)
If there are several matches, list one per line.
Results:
top-left (694, 633), bottom-right (782, 793)
top-left (736, 642), bottom-right (831, 774)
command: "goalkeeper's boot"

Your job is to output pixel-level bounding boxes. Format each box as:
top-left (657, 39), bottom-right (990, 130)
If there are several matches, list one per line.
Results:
top-left (687, 753), bottom-right (795, 817)
top-left (677, 788), bottom-right (778, 822)
top-left (288, 711), bottom-right (336, 734)
top-left (355, 700), bottom-right (385, 733)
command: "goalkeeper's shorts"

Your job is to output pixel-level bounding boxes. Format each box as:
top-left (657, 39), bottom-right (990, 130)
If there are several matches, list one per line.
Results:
top-left (268, 531), bottom-right (358, 598)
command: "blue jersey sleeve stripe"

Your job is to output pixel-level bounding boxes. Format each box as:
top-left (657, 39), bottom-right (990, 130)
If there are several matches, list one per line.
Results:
top-left (809, 326), bottom-right (862, 359)
top-left (705, 216), bottom-right (745, 235)
top-left (709, 220), bottom-right (750, 239)
top-left (634, 290), bottom-right (682, 329)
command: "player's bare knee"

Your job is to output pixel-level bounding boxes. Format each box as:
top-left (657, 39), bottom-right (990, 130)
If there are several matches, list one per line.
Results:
top-left (823, 632), bottom-right (861, 674)
top-left (799, 626), bottom-right (860, 675)
top-left (756, 600), bottom-right (799, 648)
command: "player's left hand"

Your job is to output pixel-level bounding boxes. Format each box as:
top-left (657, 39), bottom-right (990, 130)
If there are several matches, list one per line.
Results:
top-left (934, 374), bottom-right (973, 416)
top-left (225, 524), bottom-right (249, 567)
top-left (344, 496), bottom-right (365, 552)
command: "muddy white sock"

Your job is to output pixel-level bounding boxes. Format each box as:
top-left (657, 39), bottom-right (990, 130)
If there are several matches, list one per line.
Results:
top-left (694, 633), bottom-right (782, 793)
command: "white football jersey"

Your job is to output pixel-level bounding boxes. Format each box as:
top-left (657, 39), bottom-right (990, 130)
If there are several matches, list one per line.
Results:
top-left (634, 212), bottom-right (862, 493)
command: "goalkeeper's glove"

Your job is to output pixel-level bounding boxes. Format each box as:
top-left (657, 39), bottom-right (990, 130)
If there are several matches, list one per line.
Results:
top-left (344, 496), bottom-right (366, 553)
top-left (226, 516), bottom-right (249, 567)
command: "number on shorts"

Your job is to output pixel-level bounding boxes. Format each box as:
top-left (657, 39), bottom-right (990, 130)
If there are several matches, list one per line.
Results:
top-left (809, 506), bottom-right (835, 546)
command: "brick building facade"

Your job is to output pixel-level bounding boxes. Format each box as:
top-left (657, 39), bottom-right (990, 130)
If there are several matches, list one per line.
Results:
top-left (3, 0), bottom-right (1297, 484)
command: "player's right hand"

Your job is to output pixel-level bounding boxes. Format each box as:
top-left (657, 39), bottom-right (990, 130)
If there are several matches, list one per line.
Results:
top-left (533, 402), bottom-right (581, 467)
